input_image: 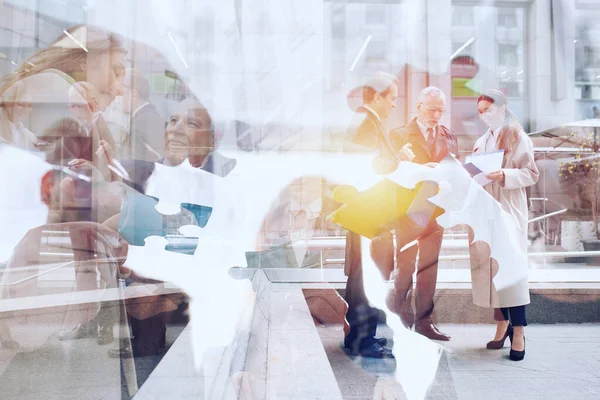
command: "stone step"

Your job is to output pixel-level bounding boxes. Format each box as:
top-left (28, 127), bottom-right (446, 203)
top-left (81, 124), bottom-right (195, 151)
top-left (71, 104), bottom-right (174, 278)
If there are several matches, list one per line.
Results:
top-left (328, 283), bottom-right (600, 325)
top-left (135, 269), bottom-right (343, 400)
top-left (264, 268), bottom-right (600, 324)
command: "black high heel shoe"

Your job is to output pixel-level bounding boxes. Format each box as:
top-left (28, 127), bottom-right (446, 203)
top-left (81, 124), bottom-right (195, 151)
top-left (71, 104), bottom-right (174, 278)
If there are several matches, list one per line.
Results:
top-left (486, 324), bottom-right (513, 350)
top-left (509, 335), bottom-right (525, 361)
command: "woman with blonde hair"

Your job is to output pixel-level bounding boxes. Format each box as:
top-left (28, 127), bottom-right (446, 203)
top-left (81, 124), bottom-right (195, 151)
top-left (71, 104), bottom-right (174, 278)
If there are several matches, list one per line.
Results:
top-left (0, 25), bottom-right (127, 180)
top-left (0, 25), bottom-right (126, 110)
top-left (470, 89), bottom-right (539, 361)
top-left (0, 25), bottom-right (129, 349)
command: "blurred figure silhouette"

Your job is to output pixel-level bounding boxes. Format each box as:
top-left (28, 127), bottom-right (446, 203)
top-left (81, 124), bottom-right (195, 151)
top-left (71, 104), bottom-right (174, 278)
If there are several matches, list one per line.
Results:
top-left (0, 81), bottom-right (38, 150)
top-left (120, 70), bottom-right (165, 162)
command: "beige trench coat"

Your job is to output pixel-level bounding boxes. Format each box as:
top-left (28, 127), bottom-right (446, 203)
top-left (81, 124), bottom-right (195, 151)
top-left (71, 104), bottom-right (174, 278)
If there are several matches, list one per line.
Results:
top-left (469, 130), bottom-right (539, 308)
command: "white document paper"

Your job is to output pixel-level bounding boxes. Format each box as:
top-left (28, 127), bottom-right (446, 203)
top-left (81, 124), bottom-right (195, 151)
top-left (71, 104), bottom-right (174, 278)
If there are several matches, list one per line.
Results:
top-left (465, 150), bottom-right (504, 186)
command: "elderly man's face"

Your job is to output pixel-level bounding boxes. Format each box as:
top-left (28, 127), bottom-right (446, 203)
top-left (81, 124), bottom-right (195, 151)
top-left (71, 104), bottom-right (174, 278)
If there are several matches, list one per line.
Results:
top-left (417, 94), bottom-right (446, 129)
top-left (164, 99), bottom-right (215, 167)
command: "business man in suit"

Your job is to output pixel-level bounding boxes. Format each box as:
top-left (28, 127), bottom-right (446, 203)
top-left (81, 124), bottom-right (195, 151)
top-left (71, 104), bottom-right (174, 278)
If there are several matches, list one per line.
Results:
top-left (121, 96), bottom-right (237, 188)
top-left (109, 97), bottom-right (236, 358)
top-left (386, 86), bottom-right (459, 341)
top-left (342, 72), bottom-right (414, 358)
top-left (120, 71), bottom-right (165, 162)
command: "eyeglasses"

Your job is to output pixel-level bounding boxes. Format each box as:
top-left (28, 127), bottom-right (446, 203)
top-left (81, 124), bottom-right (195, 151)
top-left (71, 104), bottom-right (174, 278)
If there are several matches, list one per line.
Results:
top-left (420, 103), bottom-right (446, 115)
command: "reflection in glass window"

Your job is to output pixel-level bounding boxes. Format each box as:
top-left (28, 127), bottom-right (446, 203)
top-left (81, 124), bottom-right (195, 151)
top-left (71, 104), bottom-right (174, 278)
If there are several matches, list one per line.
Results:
top-left (575, 7), bottom-right (600, 116)
top-left (451, 4), bottom-right (527, 137)
top-left (498, 44), bottom-right (518, 67)
top-left (452, 41), bottom-right (474, 58)
top-left (331, 4), bottom-right (345, 38)
top-left (497, 8), bottom-right (517, 27)
top-left (366, 5), bottom-right (386, 25)
top-left (366, 40), bottom-right (387, 62)
top-left (452, 6), bottom-right (474, 26)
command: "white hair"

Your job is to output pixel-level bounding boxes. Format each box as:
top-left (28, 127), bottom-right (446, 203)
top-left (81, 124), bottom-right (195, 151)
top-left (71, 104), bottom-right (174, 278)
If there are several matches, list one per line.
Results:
top-left (419, 86), bottom-right (445, 103)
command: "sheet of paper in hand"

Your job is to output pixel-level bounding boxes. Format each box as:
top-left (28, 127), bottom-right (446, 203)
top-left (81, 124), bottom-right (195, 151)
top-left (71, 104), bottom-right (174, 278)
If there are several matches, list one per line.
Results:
top-left (465, 150), bottom-right (504, 186)
top-left (463, 162), bottom-right (483, 177)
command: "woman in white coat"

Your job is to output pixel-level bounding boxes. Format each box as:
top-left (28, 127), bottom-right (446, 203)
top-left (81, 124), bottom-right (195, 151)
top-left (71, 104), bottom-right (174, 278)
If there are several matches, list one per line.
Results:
top-left (471, 89), bottom-right (539, 361)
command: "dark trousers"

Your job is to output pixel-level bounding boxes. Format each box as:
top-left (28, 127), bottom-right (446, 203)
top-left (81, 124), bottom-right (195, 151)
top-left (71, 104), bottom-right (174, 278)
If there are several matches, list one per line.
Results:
top-left (377, 219), bottom-right (443, 327)
top-left (494, 306), bottom-right (527, 327)
top-left (343, 231), bottom-right (380, 352)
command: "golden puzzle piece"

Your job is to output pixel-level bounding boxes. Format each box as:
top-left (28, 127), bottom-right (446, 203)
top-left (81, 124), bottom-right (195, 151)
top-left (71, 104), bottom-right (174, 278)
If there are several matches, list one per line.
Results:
top-left (327, 180), bottom-right (445, 239)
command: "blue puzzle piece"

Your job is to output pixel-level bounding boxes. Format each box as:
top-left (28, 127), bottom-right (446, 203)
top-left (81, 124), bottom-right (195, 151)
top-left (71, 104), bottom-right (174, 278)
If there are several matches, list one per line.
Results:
top-left (117, 191), bottom-right (211, 254)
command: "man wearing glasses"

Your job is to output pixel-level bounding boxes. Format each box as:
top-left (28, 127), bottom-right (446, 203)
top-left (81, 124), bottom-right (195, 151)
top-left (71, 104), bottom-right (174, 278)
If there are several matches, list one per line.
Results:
top-left (386, 86), bottom-right (459, 341)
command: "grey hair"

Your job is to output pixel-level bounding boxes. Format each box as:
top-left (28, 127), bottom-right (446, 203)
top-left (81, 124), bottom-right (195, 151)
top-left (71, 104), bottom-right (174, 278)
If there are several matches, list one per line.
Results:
top-left (419, 86), bottom-right (445, 103)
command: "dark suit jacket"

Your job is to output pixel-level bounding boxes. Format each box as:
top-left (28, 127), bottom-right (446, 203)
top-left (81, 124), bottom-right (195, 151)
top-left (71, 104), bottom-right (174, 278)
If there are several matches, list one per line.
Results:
top-left (389, 118), bottom-right (459, 164)
top-left (120, 103), bottom-right (165, 162)
top-left (346, 106), bottom-right (399, 174)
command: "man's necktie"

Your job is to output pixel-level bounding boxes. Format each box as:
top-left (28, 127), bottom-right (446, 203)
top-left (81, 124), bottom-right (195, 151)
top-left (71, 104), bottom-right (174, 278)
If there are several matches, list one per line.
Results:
top-left (427, 128), bottom-right (435, 149)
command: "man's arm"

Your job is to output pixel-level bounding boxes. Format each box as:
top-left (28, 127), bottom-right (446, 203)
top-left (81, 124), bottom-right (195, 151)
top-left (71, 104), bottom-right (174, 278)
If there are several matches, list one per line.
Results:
top-left (389, 127), bottom-right (414, 162)
top-left (443, 126), bottom-right (460, 162)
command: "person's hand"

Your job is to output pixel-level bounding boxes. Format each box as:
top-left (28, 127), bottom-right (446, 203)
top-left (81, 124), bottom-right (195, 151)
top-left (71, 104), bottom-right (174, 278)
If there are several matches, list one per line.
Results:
top-left (34, 139), bottom-right (52, 151)
top-left (68, 158), bottom-right (105, 182)
top-left (68, 158), bottom-right (90, 168)
top-left (424, 162), bottom-right (438, 168)
top-left (399, 143), bottom-right (415, 161)
top-left (487, 170), bottom-right (505, 182)
top-left (96, 139), bottom-right (112, 159)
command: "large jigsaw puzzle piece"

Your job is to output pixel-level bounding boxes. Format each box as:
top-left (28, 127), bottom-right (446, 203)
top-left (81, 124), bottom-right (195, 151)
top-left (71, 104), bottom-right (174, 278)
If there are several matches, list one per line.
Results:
top-left (117, 190), bottom-right (212, 254)
top-left (327, 179), bottom-right (445, 239)
top-left (145, 159), bottom-right (226, 216)
top-left (123, 235), bottom-right (253, 369)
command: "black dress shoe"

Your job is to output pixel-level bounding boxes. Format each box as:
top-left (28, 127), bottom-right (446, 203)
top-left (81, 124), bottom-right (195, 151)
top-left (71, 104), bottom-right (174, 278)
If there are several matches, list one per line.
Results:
top-left (358, 343), bottom-right (394, 359)
top-left (108, 346), bottom-right (133, 359)
top-left (344, 337), bottom-right (387, 351)
top-left (415, 320), bottom-right (451, 341)
top-left (97, 325), bottom-right (114, 345)
top-left (509, 335), bottom-right (525, 361)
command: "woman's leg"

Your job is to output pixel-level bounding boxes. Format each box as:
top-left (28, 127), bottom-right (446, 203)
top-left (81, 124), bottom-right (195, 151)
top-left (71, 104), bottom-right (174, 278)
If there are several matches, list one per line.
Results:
top-left (507, 306), bottom-right (526, 351)
top-left (492, 308), bottom-right (510, 340)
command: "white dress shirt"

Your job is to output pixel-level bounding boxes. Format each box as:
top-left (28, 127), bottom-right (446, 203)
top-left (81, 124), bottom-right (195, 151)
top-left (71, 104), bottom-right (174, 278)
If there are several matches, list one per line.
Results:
top-left (362, 105), bottom-right (382, 124)
top-left (416, 118), bottom-right (437, 142)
